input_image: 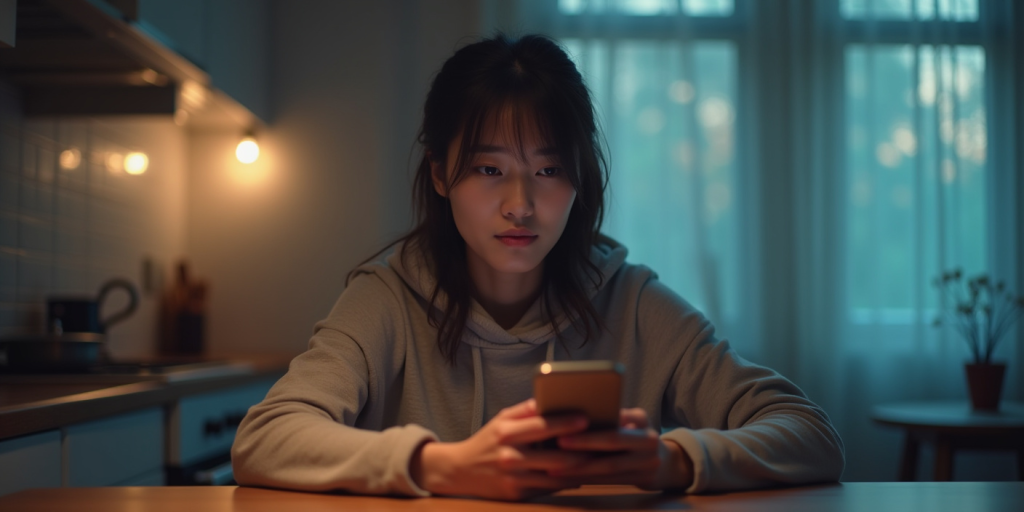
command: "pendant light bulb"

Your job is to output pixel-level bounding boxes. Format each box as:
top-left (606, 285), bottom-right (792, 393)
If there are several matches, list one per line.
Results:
top-left (124, 152), bottom-right (149, 175)
top-left (236, 136), bottom-right (260, 164)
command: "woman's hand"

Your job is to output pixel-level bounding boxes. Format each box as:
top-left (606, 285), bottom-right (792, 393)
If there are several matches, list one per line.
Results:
top-left (410, 398), bottom-right (591, 501)
top-left (550, 408), bottom-right (694, 491)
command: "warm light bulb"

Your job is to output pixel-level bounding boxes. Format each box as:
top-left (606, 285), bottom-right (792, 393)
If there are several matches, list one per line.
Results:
top-left (59, 148), bottom-right (81, 170)
top-left (236, 137), bottom-right (260, 164)
top-left (124, 152), bottom-right (149, 175)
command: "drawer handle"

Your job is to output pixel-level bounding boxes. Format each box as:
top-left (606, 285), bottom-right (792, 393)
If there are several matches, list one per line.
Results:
top-left (204, 419), bottom-right (224, 437)
top-left (204, 412), bottom-right (246, 438)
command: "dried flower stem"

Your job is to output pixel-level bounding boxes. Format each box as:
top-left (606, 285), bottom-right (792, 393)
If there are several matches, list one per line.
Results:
top-left (933, 269), bottom-right (1024, 365)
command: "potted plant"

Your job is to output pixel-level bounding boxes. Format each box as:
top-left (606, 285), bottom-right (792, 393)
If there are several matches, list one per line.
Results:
top-left (933, 269), bottom-right (1024, 410)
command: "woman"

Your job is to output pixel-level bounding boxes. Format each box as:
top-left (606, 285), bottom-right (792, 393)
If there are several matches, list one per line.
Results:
top-left (231, 33), bottom-right (844, 501)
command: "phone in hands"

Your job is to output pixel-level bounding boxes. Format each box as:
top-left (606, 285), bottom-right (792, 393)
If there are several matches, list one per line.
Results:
top-left (533, 360), bottom-right (624, 449)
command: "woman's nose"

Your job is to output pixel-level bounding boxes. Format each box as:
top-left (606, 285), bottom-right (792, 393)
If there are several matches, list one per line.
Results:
top-left (502, 175), bottom-right (534, 219)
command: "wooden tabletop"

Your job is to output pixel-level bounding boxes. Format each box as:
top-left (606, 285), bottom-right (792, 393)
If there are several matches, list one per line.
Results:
top-left (1, 483), bottom-right (1022, 512)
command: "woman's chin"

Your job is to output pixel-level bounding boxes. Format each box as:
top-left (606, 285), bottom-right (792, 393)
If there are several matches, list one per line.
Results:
top-left (464, 240), bottom-right (549, 276)
top-left (484, 253), bottom-right (545, 275)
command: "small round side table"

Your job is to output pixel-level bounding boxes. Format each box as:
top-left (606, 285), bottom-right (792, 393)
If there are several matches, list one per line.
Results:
top-left (871, 401), bottom-right (1024, 481)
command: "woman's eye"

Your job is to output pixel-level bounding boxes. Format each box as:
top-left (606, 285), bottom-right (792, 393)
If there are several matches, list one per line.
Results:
top-left (476, 166), bottom-right (501, 176)
top-left (538, 167), bottom-right (560, 177)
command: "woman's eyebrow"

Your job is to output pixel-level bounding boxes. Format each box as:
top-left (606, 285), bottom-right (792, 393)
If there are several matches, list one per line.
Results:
top-left (470, 144), bottom-right (560, 156)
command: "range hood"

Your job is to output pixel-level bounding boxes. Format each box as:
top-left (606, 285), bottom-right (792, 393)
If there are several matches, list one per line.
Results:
top-left (0, 0), bottom-right (261, 129)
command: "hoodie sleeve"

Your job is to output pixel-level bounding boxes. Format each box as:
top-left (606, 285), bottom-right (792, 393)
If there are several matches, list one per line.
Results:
top-left (637, 280), bottom-right (845, 493)
top-left (231, 273), bottom-right (437, 496)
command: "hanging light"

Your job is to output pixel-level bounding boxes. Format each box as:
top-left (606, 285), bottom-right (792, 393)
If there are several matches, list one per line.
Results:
top-left (124, 152), bottom-right (149, 175)
top-left (236, 133), bottom-right (259, 164)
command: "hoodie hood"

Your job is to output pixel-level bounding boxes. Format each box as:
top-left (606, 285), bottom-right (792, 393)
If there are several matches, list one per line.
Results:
top-left (353, 235), bottom-right (628, 349)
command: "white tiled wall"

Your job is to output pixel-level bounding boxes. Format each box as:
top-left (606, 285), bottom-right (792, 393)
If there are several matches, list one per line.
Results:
top-left (0, 81), bottom-right (187, 359)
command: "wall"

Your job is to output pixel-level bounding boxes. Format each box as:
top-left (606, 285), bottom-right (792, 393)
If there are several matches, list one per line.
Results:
top-left (0, 82), bottom-right (188, 359)
top-left (186, 0), bottom-right (481, 355)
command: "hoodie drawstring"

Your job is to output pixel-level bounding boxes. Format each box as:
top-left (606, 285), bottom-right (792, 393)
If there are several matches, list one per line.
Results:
top-left (470, 345), bottom-right (484, 433)
top-left (469, 339), bottom-right (557, 434)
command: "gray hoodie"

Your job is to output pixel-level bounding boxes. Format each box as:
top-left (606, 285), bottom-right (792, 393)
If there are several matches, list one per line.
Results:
top-left (231, 237), bottom-right (844, 496)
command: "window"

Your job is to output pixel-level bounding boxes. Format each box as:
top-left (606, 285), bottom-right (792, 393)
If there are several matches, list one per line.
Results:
top-left (555, 0), bottom-right (743, 340)
top-left (532, 0), bottom-right (1004, 345)
top-left (840, 0), bottom-right (988, 323)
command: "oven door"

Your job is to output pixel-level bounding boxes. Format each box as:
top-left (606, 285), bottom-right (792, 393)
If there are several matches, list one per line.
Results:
top-left (166, 379), bottom-right (275, 485)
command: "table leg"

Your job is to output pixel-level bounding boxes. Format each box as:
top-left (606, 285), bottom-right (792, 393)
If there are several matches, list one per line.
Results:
top-left (898, 432), bottom-right (919, 481)
top-left (934, 436), bottom-right (953, 481)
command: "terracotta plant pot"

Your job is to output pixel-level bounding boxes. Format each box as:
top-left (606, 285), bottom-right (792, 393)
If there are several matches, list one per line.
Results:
top-left (964, 363), bottom-right (1006, 411)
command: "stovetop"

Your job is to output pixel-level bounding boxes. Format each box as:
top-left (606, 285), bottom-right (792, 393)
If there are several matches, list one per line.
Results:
top-left (0, 359), bottom-right (255, 384)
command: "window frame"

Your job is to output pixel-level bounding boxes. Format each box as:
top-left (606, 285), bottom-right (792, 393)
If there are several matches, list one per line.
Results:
top-left (829, 1), bottom-right (1001, 326)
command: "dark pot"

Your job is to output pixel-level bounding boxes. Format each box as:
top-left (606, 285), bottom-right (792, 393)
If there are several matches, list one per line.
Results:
top-left (964, 363), bottom-right (1006, 411)
top-left (0, 333), bottom-right (106, 371)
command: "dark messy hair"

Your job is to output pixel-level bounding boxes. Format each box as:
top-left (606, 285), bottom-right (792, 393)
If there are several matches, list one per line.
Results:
top-left (392, 33), bottom-right (608, 364)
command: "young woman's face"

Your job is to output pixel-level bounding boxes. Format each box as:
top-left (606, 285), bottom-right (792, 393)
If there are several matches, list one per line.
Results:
top-left (432, 115), bottom-right (577, 277)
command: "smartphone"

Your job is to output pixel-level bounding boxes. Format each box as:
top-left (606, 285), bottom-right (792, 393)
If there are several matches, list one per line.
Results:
top-left (533, 360), bottom-right (625, 442)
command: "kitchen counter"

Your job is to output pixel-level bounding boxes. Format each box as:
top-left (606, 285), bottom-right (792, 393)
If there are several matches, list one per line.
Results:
top-left (0, 354), bottom-right (293, 441)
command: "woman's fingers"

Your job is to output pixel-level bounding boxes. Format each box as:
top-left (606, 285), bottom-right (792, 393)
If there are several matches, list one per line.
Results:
top-left (495, 399), bottom-right (538, 420)
top-left (620, 408), bottom-right (649, 429)
top-left (483, 471), bottom-right (575, 501)
top-left (560, 471), bottom-right (655, 487)
top-left (496, 447), bottom-right (592, 472)
top-left (551, 451), bottom-right (659, 477)
top-left (559, 428), bottom-right (660, 452)
top-left (511, 471), bottom-right (575, 490)
top-left (493, 415), bottom-right (589, 446)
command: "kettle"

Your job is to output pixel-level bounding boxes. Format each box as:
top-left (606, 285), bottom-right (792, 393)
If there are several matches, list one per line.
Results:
top-left (47, 278), bottom-right (140, 334)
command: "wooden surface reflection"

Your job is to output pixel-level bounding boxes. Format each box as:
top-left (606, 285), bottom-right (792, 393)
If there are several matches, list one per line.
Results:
top-left (0, 482), bottom-right (1022, 511)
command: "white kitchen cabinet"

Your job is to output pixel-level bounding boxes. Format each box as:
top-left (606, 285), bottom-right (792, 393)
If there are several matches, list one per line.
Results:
top-left (135, 0), bottom-right (208, 68)
top-left (0, 430), bottom-right (61, 497)
top-left (66, 407), bottom-right (164, 487)
top-left (203, 0), bottom-right (271, 122)
top-left (132, 0), bottom-right (270, 122)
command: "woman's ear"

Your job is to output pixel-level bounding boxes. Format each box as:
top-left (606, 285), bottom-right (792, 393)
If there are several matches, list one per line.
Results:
top-left (429, 153), bottom-right (448, 198)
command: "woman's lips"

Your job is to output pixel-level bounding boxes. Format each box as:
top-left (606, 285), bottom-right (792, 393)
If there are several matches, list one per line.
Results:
top-left (495, 235), bottom-right (538, 247)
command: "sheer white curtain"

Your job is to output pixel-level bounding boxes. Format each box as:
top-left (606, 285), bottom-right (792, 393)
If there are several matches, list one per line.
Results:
top-left (486, 0), bottom-right (1024, 481)
top-left (792, 0), bottom-right (1022, 480)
